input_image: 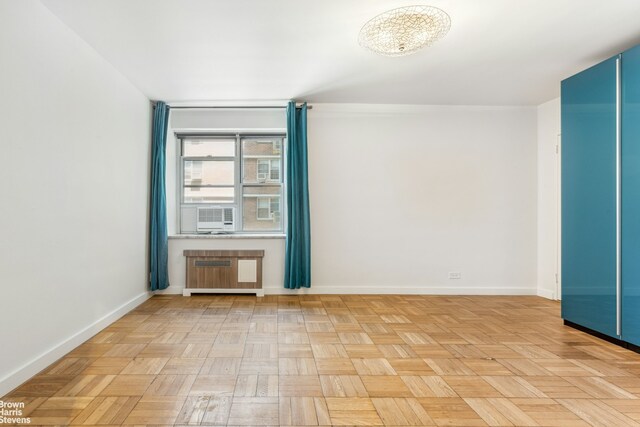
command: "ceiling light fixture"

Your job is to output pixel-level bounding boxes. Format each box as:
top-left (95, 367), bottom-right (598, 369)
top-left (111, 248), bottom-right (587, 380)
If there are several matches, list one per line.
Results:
top-left (359, 5), bottom-right (451, 57)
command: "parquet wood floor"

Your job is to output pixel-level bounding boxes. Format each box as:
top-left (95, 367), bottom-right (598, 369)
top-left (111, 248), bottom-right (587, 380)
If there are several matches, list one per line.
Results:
top-left (4, 294), bottom-right (640, 426)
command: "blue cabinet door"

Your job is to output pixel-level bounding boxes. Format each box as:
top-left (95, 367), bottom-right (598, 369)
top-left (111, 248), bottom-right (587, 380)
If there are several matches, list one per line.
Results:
top-left (561, 57), bottom-right (618, 338)
top-left (622, 45), bottom-right (640, 346)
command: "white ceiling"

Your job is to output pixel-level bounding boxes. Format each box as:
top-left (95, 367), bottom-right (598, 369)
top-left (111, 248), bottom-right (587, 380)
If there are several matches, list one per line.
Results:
top-left (41, 0), bottom-right (640, 106)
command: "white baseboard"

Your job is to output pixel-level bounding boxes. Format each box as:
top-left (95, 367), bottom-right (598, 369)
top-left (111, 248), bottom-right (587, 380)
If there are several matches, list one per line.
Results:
top-left (537, 288), bottom-right (557, 300)
top-left (0, 291), bottom-right (151, 397)
top-left (265, 286), bottom-right (537, 295)
top-left (166, 284), bottom-right (537, 296)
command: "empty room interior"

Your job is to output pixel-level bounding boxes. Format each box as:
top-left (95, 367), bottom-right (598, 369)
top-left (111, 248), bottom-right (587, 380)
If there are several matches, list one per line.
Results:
top-left (3, 0), bottom-right (640, 426)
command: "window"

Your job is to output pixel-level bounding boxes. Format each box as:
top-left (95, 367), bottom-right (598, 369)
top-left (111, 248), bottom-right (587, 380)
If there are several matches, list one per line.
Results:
top-left (184, 161), bottom-right (203, 181)
top-left (182, 139), bottom-right (235, 204)
top-left (257, 159), bottom-right (269, 181)
top-left (256, 159), bottom-right (280, 182)
top-left (257, 198), bottom-right (271, 220)
top-left (256, 197), bottom-right (280, 221)
top-left (179, 135), bottom-right (284, 233)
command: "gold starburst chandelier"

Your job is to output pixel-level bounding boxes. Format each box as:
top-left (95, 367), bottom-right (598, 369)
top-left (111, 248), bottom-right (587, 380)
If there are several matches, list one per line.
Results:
top-left (359, 5), bottom-right (451, 57)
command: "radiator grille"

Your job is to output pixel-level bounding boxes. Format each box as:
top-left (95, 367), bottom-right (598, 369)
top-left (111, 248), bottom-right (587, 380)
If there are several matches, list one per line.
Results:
top-left (195, 260), bottom-right (231, 267)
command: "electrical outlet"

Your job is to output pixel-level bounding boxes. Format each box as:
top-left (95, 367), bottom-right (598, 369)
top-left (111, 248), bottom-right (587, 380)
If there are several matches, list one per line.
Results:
top-left (448, 272), bottom-right (461, 280)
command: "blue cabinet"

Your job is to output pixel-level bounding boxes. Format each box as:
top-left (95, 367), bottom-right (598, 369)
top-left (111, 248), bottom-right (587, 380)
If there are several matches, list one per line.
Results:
top-left (561, 57), bottom-right (619, 338)
top-left (622, 45), bottom-right (640, 347)
top-left (563, 46), bottom-right (640, 348)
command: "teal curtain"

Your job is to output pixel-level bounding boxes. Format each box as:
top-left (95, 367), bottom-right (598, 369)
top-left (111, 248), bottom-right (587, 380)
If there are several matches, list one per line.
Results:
top-left (150, 101), bottom-right (170, 291)
top-left (284, 101), bottom-right (311, 289)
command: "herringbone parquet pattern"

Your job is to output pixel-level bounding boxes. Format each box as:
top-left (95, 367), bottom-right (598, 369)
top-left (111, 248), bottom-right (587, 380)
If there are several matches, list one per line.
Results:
top-left (4, 294), bottom-right (640, 426)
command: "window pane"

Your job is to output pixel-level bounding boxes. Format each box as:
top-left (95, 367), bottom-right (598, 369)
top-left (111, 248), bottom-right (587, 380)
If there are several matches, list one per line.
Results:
top-left (242, 185), bottom-right (282, 231)
top-left (270, 160), bottom-right (280, 181)
top-left (184, 160), bottom-right (234, 186)
top-left (258, 160), bottom-right (269, 175)
top-left (242, 138), bottom-right (283, 184)
top-left (184, 187), bottom-right (234, 203)
top-left (183, 139), bottom-right (235, 157)
top-left (257, 198), bottom-right (271, 220)
top-left (270, 198), bottom-right (279, 213)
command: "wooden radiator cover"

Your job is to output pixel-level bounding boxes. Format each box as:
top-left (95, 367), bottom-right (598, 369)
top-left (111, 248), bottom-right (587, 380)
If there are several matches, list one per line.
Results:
top-left (183, 250), bottom-right (264, 292)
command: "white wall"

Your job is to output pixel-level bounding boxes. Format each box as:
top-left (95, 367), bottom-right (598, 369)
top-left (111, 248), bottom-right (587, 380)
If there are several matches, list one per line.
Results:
top-left (167, 104), bottom-right (538, 295)
top-left (308, 104), bottom-right (538, 293)
top-left (0, 0), bottom-right (151, 396)
top-left (537, 98), bottom-right (561, 299)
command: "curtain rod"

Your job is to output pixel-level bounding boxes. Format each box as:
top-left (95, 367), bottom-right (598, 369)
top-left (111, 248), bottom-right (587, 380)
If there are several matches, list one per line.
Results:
top-left (151, 103), bottom-right (312, 110)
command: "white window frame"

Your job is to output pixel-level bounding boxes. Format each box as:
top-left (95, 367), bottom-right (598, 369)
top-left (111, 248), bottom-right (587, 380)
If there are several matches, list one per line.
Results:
top-left (178, 133), bottom-right (285, 234)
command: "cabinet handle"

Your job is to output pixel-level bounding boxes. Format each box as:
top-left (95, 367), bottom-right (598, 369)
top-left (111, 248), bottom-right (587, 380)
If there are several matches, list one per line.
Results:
top-left (616, 55), bottom-right (622, 337)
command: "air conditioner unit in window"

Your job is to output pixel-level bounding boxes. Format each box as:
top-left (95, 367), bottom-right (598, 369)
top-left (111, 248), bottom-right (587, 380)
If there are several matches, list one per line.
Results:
top-left (196, 207), bottom-right (235, 232)
top-left (257, 173), bottom-right (268, 182)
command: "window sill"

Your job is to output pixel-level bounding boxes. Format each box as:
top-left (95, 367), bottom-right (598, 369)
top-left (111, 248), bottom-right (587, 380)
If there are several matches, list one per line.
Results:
top-left (169, 233), bottom-right (285, 240)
